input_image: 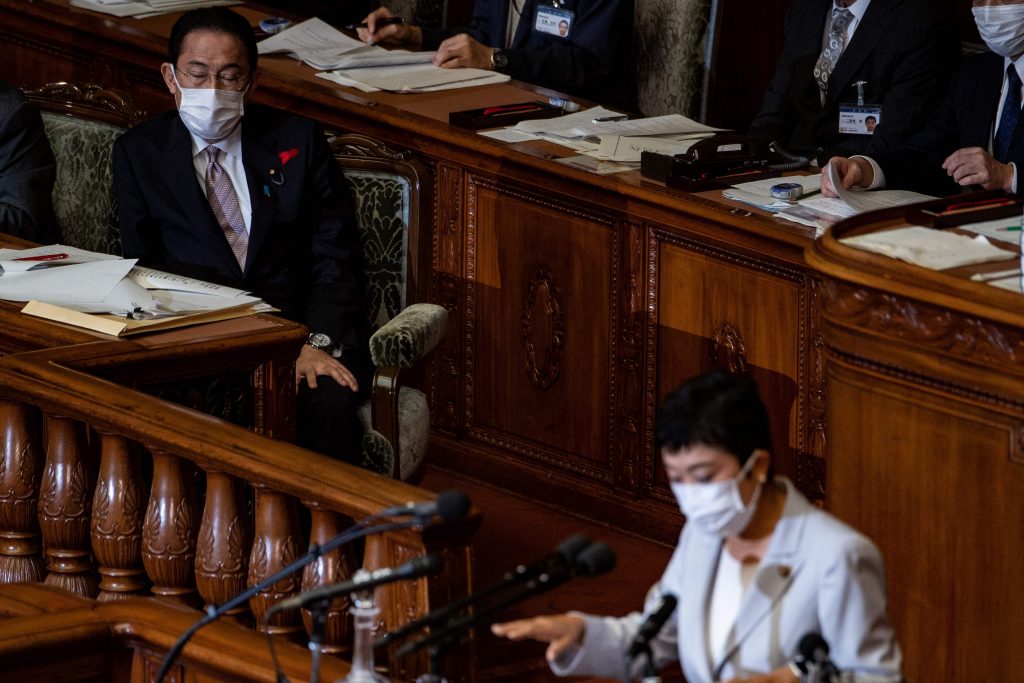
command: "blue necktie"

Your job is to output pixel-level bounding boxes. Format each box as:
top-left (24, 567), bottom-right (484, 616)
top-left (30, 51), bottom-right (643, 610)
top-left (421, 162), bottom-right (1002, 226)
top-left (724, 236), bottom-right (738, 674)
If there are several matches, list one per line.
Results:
top-left (994, 65), bottom-right (1022, 163)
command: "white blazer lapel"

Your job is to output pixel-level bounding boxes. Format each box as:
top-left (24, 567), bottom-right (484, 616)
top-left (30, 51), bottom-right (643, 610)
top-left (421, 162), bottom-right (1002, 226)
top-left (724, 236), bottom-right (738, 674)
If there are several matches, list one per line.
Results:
top-left (676, 531), bottom-right (723, 683)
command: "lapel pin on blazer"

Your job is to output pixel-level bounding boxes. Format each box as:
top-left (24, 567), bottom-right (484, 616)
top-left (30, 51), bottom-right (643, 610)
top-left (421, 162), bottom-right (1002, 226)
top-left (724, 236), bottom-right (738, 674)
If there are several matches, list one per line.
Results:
top-left (778, 565), bottom-right (792, 579)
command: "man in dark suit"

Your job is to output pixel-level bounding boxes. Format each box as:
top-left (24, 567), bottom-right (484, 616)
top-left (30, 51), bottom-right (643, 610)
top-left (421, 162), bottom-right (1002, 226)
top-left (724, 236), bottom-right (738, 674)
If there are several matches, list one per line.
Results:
top-left (356, 0), bottom-right (635, 109)
top-left (749, 0), bottom-right (959, 164)
top-left (114, 7), bottom-right (371, 465)
top-left (0, 79), bottom-right (58, 242)
top-left (824, 0), bottom-right (1024, 197)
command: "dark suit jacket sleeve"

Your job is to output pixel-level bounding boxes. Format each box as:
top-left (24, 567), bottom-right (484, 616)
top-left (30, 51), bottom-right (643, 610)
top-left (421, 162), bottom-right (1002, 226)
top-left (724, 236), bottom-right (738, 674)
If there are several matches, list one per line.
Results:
top-left (113, 134), bottom-right (172, 270)
top-left (502, 0), bottom-right (633, 101)
top-left (301, 121), bottom-right (368, 352)
top-left (0, 85), bottom-right (58, 242)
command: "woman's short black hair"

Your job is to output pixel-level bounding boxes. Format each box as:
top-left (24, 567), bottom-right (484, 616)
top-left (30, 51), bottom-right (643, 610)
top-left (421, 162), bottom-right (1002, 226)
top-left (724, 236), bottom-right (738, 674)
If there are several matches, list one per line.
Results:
top-left (168, 7), bottom-right (258, 73)
top-left (655, 370), bottom-right (773, 467)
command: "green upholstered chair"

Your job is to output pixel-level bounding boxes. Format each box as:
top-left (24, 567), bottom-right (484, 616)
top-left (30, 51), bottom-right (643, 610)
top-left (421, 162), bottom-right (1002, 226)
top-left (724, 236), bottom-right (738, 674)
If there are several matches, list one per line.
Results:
top-left (329, 133), bottom-right (446, 482)
top-left (24, 82), bottom-right (143, 255)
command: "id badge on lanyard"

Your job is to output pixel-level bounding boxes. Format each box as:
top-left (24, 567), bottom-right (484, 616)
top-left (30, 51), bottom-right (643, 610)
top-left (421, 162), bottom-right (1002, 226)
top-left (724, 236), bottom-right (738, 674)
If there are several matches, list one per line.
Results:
top-left (535, 0), bottom-right (575, 39)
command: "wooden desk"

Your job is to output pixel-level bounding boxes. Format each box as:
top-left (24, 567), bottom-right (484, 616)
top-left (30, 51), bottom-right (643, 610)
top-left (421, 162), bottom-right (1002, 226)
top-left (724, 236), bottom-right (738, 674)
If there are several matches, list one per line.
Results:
top-left (806, 197), bottom-right (1024, 683)
top-left (0, 0), bottom-right (824, 543)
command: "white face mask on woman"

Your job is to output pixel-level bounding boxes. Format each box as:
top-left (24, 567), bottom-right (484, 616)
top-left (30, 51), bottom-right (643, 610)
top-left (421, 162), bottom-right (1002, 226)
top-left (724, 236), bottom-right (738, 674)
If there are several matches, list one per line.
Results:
top-left (670, 453), bottom-right (762, 539)
top-left (973, 4), bottom-right (1024, 59)
top-left (173, 71), bottom-right (246, 141)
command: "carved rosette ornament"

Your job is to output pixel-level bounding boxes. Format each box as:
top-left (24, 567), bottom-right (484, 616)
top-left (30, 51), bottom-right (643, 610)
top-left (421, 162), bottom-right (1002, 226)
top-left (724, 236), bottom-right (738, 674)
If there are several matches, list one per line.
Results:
top-left (522, 268), bottom-right (566, 390)
top-left (38, 416), bottom-right (97, 597)
top-left (142, 452), bottom-right (199, 605)
top-left (0, 401), bottom-right (45, 583)
top-left (707, 322), bottom-right (749, 374)
top-left (196, 472), bottom-right (251, 618)
top-left (248, 487), bottom-right (303, 636)
top-left (301, 506), bottom-right (358, 653)
top-left (91, 434), bottom-right (147, 600)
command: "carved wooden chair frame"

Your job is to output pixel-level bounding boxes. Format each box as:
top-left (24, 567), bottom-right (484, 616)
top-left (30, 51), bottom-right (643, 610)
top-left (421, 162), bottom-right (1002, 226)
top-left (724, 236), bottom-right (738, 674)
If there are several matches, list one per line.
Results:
top-left (23, 81), bottom-right (144, 128)
top-left (327, 132), bottom-right (434, 477)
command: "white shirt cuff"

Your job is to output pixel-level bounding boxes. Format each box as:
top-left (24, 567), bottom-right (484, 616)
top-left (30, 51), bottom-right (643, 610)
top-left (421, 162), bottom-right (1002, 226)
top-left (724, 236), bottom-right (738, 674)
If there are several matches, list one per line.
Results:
top-left (851, 155), bottom-right (886, 189)
top-left (1010, 162), bottom-right (1018, 193)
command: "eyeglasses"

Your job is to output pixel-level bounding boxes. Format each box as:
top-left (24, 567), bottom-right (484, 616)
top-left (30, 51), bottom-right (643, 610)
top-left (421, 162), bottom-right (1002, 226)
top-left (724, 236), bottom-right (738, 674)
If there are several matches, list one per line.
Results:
top-left (174, 67), bottom-right (250, 91)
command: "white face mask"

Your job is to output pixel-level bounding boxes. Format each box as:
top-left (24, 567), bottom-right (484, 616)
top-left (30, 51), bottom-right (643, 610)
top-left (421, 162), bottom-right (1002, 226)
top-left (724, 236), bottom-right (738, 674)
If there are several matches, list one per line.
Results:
top-left (172, 71), bottom-right (246, 141)
top-left (973, 4), bottom-right (1024, 59)
top-left (670, 454), bottom-right (762, 539)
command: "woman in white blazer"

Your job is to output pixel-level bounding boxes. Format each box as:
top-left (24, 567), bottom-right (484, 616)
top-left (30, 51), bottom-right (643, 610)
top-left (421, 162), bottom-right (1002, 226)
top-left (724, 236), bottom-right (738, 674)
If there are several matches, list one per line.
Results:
top-left (493, 371), bottom-right (902, 683)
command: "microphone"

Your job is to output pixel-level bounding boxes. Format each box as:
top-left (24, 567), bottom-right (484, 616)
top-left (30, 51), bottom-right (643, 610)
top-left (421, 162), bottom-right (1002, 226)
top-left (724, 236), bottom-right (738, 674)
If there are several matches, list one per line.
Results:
top-left (266, 554), bottom-right (444, 616)
top-left (375, 489), bottom-right (471, 520)
top-left (797, 633), bottom-right (841, 681)
top-left (395, 542), bottom-right (617, 659)
top-left (375, 533), bottom-right (592, 649)
top-left (625, 593), bottom-right (677, 660)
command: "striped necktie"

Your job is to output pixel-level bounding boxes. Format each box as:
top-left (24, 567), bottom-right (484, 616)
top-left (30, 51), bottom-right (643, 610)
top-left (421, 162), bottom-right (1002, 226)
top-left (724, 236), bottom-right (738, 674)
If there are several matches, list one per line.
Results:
top-left (994, 64), bottom-right (1022, 164)
top-left (813, 7), bottom-right (855, 94)
top-left (204, 146), bottom-right (248, 271)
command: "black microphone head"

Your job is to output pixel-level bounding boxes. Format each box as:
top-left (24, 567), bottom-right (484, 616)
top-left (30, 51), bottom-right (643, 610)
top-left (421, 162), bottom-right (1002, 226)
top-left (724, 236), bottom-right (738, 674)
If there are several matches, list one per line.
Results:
top-left (436, 489), bottom-right (471, 520)
top-left (799, 632), bottom-right (830, 663)
top-left (555, 533), bottom-right (592, 563)
top-left (574, 542), bottom-right (616, 577)
top-left (403, 553), bottom-right (444, 578)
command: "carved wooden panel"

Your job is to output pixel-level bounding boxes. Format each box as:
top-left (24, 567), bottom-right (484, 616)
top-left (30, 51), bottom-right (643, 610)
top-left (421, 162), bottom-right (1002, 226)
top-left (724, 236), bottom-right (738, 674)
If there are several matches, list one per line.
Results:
top-left (0, 401), bottom-right (44, 583)
top-left (826, 362), bottom-right (1024, 682)
top-left (464, 174), bottom-right (618, 477)
top-left (652, 233), bottom-right (805, 494)
top-left (430, 162), bottom-right (464, 435)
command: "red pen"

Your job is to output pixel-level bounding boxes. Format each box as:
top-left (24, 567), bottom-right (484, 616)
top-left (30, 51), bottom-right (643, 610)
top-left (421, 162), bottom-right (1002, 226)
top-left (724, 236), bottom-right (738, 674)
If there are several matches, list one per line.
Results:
top-left (12, 252), bottom-right (69, 262)
top-left (482, 104), bottom-right (542, 117)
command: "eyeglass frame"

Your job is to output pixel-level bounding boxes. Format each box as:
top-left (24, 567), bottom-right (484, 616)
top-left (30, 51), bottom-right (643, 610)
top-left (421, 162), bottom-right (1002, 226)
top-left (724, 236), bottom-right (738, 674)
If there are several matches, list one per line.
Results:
top-left (172, 65), bottom-right (252, 91)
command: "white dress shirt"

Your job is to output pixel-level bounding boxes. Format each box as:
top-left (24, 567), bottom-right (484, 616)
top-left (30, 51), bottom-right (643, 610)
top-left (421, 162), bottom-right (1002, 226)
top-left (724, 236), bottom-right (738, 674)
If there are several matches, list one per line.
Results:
top-left (187, 124), bottom-right (253, 233)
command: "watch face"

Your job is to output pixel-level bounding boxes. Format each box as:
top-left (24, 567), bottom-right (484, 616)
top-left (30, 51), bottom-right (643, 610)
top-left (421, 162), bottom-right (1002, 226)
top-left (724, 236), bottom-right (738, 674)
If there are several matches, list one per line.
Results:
top-left (492, 50), bottom-right (508, 69)
top-left (308, 333), bottom-right (332, 350)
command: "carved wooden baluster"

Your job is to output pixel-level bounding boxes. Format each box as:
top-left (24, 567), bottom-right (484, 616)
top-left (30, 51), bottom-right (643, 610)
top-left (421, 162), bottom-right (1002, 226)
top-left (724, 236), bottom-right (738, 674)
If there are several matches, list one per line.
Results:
top-left (248, 486), bottom-right (302, 636)
top-left (301, 505), bottom-right (357, 653)
top-left (196, 470), bottom-right (251, 622)
top-left (38, 415), bottom-right (97, 596)
top-left (143, 451), bottom-right (200, 606)
top-left (91, 433), bottom-right (147, 600)
top-left (0, 401), bottom-right (45, 583)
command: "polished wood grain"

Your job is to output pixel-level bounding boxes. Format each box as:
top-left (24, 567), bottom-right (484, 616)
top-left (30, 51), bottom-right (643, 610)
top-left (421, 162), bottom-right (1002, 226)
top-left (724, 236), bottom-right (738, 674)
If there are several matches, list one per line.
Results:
top-left (806, 196), bottom-right (1024, 682)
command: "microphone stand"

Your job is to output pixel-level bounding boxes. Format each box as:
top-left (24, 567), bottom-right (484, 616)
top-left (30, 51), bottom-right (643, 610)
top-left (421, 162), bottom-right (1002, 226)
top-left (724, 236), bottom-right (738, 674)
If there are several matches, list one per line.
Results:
top-left (155, 518), bottom-right (424, 683)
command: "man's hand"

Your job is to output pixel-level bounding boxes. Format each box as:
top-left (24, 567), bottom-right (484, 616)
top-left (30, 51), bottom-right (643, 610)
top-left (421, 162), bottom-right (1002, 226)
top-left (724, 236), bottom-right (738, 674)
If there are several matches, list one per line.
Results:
top-left (434, 33), bottom-right (494, 70)
top-left (356, 7), bottom-right (422, 47)
top-left (491, 614), bottom-right (585, 663)
top-left (296, 345), bottom-right (359, 392)
top-left (820, 156), bottom-right (874, 197)
top-left (941, 147), bottom-right (1014, 191)
top-left (719, 665), bottom-right (799, 683)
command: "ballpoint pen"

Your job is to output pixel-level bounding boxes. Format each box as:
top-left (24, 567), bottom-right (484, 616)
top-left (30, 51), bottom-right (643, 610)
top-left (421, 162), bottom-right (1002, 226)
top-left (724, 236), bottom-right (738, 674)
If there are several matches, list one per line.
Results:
top-left (348, 17), bottom-right (406, 30)
top-left (592, 115), bottom-right (628, 124)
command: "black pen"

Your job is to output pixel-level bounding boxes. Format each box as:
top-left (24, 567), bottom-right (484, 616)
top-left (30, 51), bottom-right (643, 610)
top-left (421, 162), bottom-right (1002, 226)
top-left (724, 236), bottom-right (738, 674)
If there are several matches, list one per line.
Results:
top-left (592, 114), bottom-right (628, 123)
top-left (348, 17), bottom-right (406, 30)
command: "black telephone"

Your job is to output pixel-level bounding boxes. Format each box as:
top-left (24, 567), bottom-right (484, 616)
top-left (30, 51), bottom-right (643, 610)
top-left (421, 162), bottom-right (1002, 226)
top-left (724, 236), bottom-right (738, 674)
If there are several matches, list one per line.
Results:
top-left (640, 134), bottom-right (809, 191)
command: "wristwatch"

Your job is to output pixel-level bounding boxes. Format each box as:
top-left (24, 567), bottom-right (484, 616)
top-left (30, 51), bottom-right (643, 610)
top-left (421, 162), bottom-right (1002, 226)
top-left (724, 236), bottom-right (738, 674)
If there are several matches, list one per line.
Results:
top-left (306, 332), bottom-right (334, 352)
top-left (490, 48), bottom-right (508, 71)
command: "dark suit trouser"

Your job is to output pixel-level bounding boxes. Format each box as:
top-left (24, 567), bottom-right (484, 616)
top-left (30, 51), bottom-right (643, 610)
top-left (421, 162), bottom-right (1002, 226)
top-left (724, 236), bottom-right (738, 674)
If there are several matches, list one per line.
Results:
top-left (296, 349), bottom-right (374, 467)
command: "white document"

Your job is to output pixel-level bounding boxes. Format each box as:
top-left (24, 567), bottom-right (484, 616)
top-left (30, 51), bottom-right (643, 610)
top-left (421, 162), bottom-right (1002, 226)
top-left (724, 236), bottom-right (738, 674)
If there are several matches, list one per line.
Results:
top-left (563, 114), bottom-right (725, 140)
top-left (316, 71), bottom-right (381, 92)
top-left (585, 134), bottom-right (710, 163)
top-left (731, 175), bottom-right (822, 196)
top-left (556, 155), bottom-right (634, 175)
top-left (257, 18), bottom-right (364, 59)
top-left (331, 63), bottom-right (506, 92)
top-left (478, 128), bottom-right (541, 144)
top-left (0, 259), bottom-right (136, 303)
top-left (58, 277), bottom-right (157, 314)
top-left (840, 226), bottom-right (1015, 270)
top-left (149, 289), bottom-right (262, 313)
top-left (129, 266), bottom-right (250, 297)
top-left (827, 161), bottom-right (934, 213)
top-left (306, 45), bottom-right (435, 71)
top-left (70, 0), bottom-right (237, 17)
top-left (989, 275), bottom-right (1024, 293)
top-left (721, 189), bottom-right (792, 212)
top-left (513, 106), bottom-right (622, 134)
top-left (954, 216), bottom-right (1022, 244)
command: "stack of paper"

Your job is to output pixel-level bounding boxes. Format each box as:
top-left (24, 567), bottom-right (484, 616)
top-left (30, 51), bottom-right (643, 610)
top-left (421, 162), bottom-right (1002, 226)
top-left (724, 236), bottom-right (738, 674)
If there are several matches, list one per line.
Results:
top-left (722, 176), bottom-right (823, 213)
top-left (259, 18), bottom-right (510, 92)
top-left (0, 245), bottom-right (269, 336)
top-left (70, 0), bottom-right (238, 18)
top-left (839, 227), bottom-right (1015, 270)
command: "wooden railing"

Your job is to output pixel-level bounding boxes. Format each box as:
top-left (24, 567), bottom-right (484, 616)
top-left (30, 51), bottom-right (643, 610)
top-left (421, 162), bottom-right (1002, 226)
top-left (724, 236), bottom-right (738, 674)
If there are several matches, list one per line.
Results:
top-left (0, 583), bottom-right (350, 681)
top-left (0, 341), bottom-right (479, 681)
